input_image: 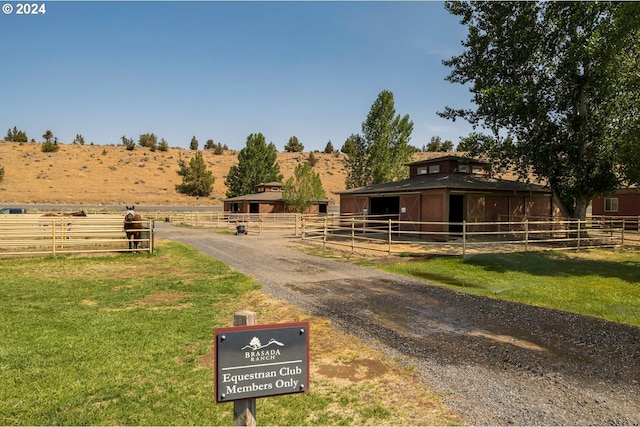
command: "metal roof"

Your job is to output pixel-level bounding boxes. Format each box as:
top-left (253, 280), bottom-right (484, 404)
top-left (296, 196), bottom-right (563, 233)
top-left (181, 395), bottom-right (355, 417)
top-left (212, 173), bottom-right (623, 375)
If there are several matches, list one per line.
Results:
top-left (337, 173), bottom-right (549, 196)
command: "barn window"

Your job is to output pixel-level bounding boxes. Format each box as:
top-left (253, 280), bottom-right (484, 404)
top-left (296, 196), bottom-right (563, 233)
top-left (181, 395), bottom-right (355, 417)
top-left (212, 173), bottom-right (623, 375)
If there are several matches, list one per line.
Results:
top-left (417, 166), bottom-right (427, 175)
top-left (428, 165), bottom-right (440, 174)
top-left (604, 198), bottom-right (619, 212)
top-left (458, 165), bottom-right (469, 173)
top-left (472, 165), bottom-right (484, 174)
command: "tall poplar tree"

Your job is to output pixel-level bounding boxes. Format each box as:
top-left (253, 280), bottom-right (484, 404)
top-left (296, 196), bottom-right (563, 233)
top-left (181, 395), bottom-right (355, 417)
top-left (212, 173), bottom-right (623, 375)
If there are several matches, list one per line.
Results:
top-left (344, 90), bottom-right (414, 189)
top-left (440, 1), bottom-right (640, 219)
top-left (225, 133), bottom-right (283, 198)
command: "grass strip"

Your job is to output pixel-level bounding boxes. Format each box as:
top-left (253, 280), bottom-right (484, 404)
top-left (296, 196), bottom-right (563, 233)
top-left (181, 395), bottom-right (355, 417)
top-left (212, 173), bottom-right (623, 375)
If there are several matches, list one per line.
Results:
top-left (378, 248), bottom-right (640, 327)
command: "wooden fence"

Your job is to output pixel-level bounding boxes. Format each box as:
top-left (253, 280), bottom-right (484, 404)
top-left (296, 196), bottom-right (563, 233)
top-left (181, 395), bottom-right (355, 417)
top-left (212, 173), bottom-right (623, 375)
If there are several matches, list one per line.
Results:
top-left (0, 214), bottom-right (154, 258)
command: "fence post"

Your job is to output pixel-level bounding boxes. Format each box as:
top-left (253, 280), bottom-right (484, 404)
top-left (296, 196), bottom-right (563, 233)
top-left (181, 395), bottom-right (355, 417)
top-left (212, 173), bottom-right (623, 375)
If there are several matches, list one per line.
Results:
top-left (233, 310), bottom-right (257, 427)
top-left (577, 219), bottom-right (581, 249)
top-left (323, 216), bottom-right (328, 247)
top-left (351, 217), bottom-right (355, 253)
top-left (388, 219), bottom-right (392, 254)
top-left (149, 220), bottom-right (154, 254)
top-left (462, 220), bottom-right (466, 257)
top-left (301, 215), bottom-right (305, 240)
top-left (622, 219), bottom-right (625, 246)
top-left (51, 220), bottom-right (56, 256)
top-left (524, 219), bottom-right (529, 252)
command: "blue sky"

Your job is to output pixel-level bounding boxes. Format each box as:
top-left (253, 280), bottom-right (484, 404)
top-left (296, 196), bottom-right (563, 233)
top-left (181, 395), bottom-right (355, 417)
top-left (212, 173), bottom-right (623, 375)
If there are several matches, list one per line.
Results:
top-left (1, 1), bottom-right (474, 151)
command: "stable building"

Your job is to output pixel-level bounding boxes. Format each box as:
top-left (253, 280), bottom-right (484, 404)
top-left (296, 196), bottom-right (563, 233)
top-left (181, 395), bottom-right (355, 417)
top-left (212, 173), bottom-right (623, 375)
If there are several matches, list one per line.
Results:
top-left (591, 187), bottom-right (640, 218)
top-left (224, 182), bottom-right (329, 214)
top-left (337, 154), bottom-right (556, 234)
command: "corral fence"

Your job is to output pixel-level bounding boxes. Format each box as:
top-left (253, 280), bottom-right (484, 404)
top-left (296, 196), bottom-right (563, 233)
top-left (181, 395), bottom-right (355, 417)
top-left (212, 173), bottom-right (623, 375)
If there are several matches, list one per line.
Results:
top-left (0, 214), bottom-right (154, 258)
top-left (165, 211), bottom-right (639, 256)
top-left (300, 214), bottom-right (640, 256)
top-left (165, 211), bottom-right (308, 236)
top-left (9, 210), bottom-right (625, 258)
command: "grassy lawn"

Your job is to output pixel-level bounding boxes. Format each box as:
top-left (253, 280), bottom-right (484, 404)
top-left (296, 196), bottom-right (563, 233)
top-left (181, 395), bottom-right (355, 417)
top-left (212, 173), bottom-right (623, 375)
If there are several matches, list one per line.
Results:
top-left (0, 241), bottom-right (456, 426)
top-left (378, 248), bottom-right (640, 327)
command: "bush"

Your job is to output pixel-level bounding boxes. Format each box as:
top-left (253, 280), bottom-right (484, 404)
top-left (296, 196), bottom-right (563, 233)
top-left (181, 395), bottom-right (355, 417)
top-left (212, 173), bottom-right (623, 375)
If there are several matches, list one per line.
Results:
top-left (41, 141), bottom-right (60, 153)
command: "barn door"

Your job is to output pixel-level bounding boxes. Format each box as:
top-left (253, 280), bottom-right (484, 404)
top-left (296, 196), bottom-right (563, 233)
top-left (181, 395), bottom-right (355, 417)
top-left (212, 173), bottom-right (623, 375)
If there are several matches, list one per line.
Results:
top-left (467, 195), bottom-right (485, 223)
top-left (467, 195), bottom-right (485, 233)
top-left (399, 194), bottom-right (421, 231)
top-left (354, 197), bottom-right (368, 215)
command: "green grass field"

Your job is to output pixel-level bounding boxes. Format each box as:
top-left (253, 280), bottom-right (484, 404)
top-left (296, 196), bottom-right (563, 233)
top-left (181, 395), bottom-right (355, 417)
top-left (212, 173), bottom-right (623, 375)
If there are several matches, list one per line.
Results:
top-left (378, 248), bottom-right (640, 327)
top-left (0, 241), bottom-right (456, 426)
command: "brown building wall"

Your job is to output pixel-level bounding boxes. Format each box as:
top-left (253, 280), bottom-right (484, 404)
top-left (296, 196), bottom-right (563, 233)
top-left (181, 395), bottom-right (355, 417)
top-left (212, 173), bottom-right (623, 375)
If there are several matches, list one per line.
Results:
top-left (485, 196), bottom-right (509, 222)
top-left (592, 193), bottom-right (640, 217)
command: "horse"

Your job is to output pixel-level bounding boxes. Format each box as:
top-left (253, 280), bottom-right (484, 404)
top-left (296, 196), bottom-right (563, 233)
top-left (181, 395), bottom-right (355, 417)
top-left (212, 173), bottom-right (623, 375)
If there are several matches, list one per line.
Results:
top-left (124, 205), bottom-right (143, 251)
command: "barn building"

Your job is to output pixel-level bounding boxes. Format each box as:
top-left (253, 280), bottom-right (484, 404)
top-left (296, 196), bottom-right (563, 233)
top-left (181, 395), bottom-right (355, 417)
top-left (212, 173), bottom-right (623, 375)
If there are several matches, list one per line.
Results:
top-left (224, 182), bottom-right (329, 214)
top-left (337, 154), bottom-right (556, 235)
top-left (591, 187), bottom-right (640, 218)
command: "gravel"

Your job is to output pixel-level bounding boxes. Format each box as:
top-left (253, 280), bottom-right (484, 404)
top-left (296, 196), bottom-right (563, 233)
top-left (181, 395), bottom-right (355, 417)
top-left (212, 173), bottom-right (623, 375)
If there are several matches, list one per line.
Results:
top-left (156, 223), bottom-right (640, 425)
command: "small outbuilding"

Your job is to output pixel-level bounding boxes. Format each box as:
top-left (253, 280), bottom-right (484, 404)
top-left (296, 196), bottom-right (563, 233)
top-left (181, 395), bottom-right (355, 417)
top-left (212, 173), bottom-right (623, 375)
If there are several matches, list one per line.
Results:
top-left (337, 154), bottom-right (557, 235)
top-left (224, 182), bottom-right (329, 214)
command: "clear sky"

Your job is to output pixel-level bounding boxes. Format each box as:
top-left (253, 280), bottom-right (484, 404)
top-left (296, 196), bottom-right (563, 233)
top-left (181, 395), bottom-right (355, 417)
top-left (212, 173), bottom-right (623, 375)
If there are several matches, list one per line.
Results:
top-left (1, 1), bottom-right (474, 152)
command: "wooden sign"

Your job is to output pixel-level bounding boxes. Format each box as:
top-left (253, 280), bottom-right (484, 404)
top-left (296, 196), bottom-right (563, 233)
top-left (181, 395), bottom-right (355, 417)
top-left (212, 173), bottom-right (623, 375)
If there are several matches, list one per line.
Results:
top-left (215, 321), bottom-right (309, 403)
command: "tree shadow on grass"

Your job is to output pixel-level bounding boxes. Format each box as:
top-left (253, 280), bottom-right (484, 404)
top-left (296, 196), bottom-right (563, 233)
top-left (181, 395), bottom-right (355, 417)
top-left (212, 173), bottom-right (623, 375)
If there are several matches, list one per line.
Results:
top-left (462, 251), bottom-right (640, 285)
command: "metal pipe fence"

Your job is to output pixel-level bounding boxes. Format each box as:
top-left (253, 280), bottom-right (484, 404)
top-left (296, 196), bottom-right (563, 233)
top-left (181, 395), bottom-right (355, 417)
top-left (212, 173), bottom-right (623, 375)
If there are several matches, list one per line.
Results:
top-left (300, 216), bottom-right (636, 256)
top-left (0, 214), bottom-right (154, 257)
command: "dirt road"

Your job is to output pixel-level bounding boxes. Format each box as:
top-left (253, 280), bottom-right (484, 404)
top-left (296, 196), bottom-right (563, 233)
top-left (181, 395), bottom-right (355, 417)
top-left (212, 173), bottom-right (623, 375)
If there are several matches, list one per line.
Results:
top-left (155, 223), bottom-right (640, 425)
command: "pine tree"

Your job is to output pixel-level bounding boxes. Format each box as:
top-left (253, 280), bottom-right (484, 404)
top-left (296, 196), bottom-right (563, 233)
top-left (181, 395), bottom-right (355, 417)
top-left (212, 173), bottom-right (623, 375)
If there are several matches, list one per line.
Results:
top-left (176, 151), bottom-right (215, 197)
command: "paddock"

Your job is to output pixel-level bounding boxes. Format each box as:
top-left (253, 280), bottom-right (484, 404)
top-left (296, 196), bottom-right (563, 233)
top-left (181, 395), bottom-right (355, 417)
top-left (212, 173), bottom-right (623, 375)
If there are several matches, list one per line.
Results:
top-left (0, 214), bottom-right (153, 257)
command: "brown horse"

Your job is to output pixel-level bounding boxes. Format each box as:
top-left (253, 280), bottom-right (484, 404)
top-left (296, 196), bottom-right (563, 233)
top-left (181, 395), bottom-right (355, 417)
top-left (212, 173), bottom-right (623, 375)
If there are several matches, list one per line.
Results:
top-left (124, 205), bottom-right (143, 251)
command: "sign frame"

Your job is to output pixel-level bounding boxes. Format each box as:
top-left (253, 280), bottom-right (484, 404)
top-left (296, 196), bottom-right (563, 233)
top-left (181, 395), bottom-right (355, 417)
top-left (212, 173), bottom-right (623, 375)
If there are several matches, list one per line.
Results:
top-left (214, 321), bottom-right (310, 403)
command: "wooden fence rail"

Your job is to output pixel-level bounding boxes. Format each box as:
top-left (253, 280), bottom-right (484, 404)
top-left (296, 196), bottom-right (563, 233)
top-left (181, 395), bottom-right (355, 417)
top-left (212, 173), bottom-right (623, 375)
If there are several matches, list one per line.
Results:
top-left (0, 214), bottom-right (154, 257)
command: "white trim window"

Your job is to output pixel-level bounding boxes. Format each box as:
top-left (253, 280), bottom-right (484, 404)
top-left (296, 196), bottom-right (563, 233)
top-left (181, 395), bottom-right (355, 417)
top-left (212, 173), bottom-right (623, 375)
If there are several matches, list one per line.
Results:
top-left (428, 165), bottom-right (440, 174)
top-left (417, 166), bottom-right (427, 175)
top-left (604, 198), bottom-right (619, 212)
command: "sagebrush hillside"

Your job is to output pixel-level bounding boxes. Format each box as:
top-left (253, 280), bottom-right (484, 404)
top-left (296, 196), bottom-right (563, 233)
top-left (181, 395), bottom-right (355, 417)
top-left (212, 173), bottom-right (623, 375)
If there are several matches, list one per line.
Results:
top-left (0, 142), bottom-right (349, 207)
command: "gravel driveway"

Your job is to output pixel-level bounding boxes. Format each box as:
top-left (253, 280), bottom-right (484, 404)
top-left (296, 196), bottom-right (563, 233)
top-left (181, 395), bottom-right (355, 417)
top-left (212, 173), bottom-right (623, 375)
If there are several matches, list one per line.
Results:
top-left (155, 223), bottom-right (640, 425)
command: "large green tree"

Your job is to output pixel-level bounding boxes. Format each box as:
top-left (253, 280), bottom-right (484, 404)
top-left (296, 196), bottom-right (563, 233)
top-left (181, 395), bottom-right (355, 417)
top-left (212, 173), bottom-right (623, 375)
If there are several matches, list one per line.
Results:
top-left (282, 163), bottom-right (326, 213)
top-left (225, 133), bottom-right (283, 198)
top-left (344, 90), bottom-right (414, 189)
top-left (440, 1), bottom-right (640, 219)
top-left (176, 151), bottom-right (215, 197)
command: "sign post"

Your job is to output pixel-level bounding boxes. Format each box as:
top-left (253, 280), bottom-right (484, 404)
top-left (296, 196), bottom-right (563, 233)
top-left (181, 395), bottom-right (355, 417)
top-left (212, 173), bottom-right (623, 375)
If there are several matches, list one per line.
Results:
top-left (215, 311), bottom-right (309, 426)
top-left (232, 311), bottom-right (258, 426)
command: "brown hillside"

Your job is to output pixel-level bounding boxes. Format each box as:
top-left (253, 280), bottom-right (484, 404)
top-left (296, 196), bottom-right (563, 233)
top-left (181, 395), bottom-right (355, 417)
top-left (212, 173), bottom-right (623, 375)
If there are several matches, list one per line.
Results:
top-left (0, 142), bottom-right (348, 207)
